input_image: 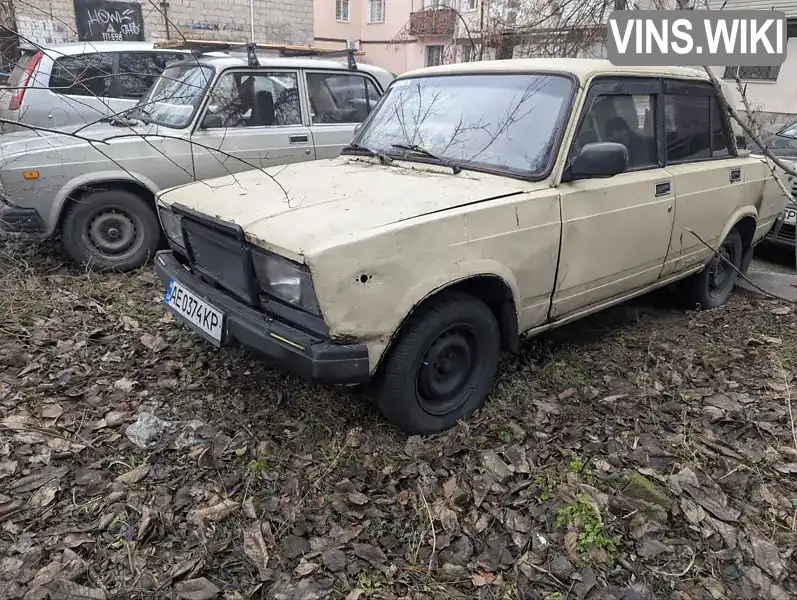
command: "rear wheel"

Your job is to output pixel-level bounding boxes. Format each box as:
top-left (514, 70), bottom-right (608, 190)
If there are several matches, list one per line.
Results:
top-left (374, 291), bottom-right (501, 435)
top-left (61, 190), bottom-right (160, 272)
top-left (676, 228), bottom-right (743, 310)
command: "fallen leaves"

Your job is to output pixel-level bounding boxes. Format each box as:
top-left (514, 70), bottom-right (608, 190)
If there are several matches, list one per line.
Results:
top-left (175, 577), bottom-right (220, 600)
top-left (2, 235), bottom-right (797, 600)
top-left (188, 498), bottom-right (239, 525)
top-left (243, 522), bottom-right (270, 581)
top-left (114, 463), bottom-right (150, 485)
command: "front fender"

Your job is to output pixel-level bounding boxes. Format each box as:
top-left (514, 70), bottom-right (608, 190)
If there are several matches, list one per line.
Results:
top-left (44, 170), bottom-right (161, 237)
top-left (319, 257), bottom-right (522, 375)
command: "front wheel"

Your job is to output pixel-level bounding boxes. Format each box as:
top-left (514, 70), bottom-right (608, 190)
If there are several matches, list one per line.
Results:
top-left (373, 291), bottom-right (501, 435)
top-left (676, 228), bottom-right (743, 310)
top-left (61, 190), bottom-right (161, 273)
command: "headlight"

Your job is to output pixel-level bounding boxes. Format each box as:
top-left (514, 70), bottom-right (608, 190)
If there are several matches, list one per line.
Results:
top-left (158, 204), bottom-right (184, 251)
top-left (252, 252), bottom-right (320, 315)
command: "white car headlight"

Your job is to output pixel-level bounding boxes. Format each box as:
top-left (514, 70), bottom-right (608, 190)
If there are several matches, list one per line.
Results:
top-left (158, 204), bottom-right (184, 250)
top-left (252, 252), bottom-right (320, 315)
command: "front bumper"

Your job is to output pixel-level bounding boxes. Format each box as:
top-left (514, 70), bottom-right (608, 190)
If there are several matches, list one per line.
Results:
top-left (154, 250), bottom-right (370, 385)
top-left (0, 202), bottom-right (45, 233)
top-left (764, 213), bottom-right (796, 248)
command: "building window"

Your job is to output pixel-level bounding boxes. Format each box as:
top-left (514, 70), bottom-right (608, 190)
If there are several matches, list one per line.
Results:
top-left (425, 0), bottom-right (453, 7)
top-left (336, 0), bottom-right (350, 22)
top-left (368, 0), bottom-right (386, 23)
top-left (722, 65), bottom-right (780, 82)
top-left (463, 0), bottom-right (478, 10)
top-left (461, 44), bottom-right (473, 62)
top-left (426, 45), bottom-right (444, 67)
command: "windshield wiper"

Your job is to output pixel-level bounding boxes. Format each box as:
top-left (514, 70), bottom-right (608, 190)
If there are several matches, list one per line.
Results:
top-left (390, 143), bottom-right (461, 174)
top-left (105, 114), bottom-right (141, 127)
top-left (342, 142), bottom-right (393, 165)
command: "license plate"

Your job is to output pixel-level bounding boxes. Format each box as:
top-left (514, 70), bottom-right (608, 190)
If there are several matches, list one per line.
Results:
top-left (163, 279), bottom-right (224, 344)
top-left (785, 208), bottom-right (797, 225)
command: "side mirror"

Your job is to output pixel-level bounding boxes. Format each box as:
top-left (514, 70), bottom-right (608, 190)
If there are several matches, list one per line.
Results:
top-left (202, 112), bottom-right (223, 129)
top-left (566, 142), bottom-right (628, 181)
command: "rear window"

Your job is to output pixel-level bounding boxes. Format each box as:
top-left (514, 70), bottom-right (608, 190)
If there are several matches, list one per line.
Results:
top-left (116, 52), bottom-right (188, 99)
top-left (49, 53), bottom-right (114, 97)
top-left (7, 50), bottom-right (38, 88)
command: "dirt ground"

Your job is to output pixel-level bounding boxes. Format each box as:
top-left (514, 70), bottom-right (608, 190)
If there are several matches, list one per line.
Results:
top-left (1, 234), bottom-right (796, 600)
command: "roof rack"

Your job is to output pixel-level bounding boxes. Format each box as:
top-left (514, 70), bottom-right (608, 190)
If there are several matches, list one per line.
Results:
top-left (153, 39), bottom-right (363, 70)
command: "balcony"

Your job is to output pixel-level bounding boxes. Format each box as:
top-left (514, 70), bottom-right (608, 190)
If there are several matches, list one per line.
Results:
top-left (408, 8), bottom-right (456, 38)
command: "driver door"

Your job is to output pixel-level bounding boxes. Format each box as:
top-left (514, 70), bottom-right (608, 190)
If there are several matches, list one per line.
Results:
top-left (551, 77), bottom-right (676, 319)
top-left (189, 69), bottom-right (316, 181)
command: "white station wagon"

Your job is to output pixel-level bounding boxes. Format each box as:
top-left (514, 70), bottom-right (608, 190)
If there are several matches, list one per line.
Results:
top-left (152, 59), bottom-right (791, 434)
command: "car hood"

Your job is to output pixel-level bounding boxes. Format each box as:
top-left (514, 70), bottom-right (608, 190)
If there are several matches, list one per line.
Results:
top-left (159, 156), bottom-right (541, 262)
top-left (0, 121), bottom-right (166, 158)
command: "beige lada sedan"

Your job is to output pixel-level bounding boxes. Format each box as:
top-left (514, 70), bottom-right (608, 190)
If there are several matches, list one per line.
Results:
top-left (152, 58), bottom-right (792, 434)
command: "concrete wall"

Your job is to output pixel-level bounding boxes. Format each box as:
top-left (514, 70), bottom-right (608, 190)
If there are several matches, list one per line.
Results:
top-left (11, 0), bottom-right (313, 47)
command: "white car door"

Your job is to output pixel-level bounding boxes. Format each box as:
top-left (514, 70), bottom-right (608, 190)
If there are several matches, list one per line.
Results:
top-left (189, 68), bottom-right (316, 181)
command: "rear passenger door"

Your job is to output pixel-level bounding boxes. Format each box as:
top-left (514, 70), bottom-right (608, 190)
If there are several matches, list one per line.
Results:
top-left (46, 52), bottom-right (115, 127)
top-left (304, 70), bottom-right (383, 159)
top-left (659, 80), bottom-right (755, 277)
top-left (552, 77), bottom-right (676, 319)
top-left (189, 69), bottom-right (316, 180)
top-left (112, 51), bottom-right (187, 118)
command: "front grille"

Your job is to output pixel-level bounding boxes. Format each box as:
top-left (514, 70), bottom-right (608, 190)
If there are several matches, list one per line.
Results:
top-left (181, 218), bottom-right (259, 306)
top-left (775, 223), bottom-right (796, 244)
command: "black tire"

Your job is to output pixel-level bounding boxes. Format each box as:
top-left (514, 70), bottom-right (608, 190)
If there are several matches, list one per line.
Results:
top-left (373, 290), bottom-right (501, 435)
top-left (61, 189), bottom-right (160, 272)
top-left (676, 228), bottom-right (743, 310)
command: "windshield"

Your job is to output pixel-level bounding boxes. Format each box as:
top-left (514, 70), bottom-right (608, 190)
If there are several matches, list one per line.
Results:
top-left (778, 121), bottom-right (797, 139)
top-left (352, 73), bottom-right (574, 177)
top-left (132, 63), bottom-right (214, 128)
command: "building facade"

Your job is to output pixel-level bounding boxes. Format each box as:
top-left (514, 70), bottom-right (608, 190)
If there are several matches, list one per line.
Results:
top-left (314, 0), bottom-right (615, 74)
top-left (706, 0), bottom-right (797, 124)
top-left (3, 0), bottom-right (313, 48)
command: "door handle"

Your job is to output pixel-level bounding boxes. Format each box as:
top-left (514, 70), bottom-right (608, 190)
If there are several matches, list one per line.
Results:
top-left (289, 135), bottom-right (308, 144)
top-left (655, 181), bottom-right (671, 197)
top-left (729, 168), bottom-right (741, 182)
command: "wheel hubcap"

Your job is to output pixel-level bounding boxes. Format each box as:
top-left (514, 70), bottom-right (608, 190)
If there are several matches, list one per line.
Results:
top-left (87, 210), bottom-right (137, 256)
top-left (416, 326), bottom-right (478, 416)
top-left (707, 240), bottom-right (736, 297)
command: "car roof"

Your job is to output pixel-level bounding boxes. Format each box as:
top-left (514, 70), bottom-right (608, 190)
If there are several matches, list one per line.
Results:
top-left (20, 40), bottom-right (190, 56)
top-left (398, 58), bottom-right (709, 84)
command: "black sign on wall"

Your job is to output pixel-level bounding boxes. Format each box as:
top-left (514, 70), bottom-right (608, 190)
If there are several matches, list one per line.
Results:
top-left (74, 0), bottom-right (145, 42)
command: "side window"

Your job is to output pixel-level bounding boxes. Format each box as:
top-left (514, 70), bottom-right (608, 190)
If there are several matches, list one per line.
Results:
top-left (116, 52), bottom-right (187, 99)
top-left (571, 92), bottom-right (658, 170)
top-left (664, 94), bottom-right (711, 162)
top-left (49, 53), bottom-right (114, 97)
top-left (306, 72), bottom-right (378, 124)
top-left (366, 78), bottom-right (381, 106)
top-left (710, 97), bottom-right (732, 158)
top-left (204, 71), bottom-right (301, 128)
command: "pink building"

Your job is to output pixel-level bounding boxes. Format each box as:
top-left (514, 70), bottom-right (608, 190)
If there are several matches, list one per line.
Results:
top-left (315, 1), bottom-right (481, 74)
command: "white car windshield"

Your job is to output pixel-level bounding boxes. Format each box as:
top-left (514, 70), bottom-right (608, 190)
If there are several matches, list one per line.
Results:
top-left (778, 121), bottom-right (797, 139)
top-left (132, 63), bottom-right (214, 128)
top-left (352, 73), bottom-right (574, 177)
